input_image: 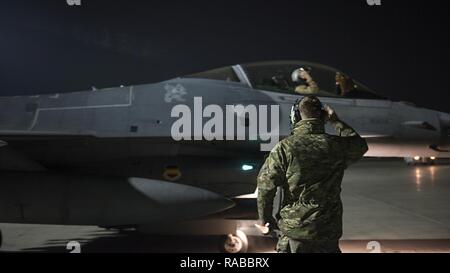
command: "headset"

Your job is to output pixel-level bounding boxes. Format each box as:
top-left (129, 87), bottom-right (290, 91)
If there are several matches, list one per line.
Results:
top-left (290, 96), bottom-right (326, 129)
top-left (290, 98), bottom-right (302, 126)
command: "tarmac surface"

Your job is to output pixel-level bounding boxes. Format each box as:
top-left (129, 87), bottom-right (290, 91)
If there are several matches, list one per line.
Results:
top-left (1, 159), bottom-right (449, 253)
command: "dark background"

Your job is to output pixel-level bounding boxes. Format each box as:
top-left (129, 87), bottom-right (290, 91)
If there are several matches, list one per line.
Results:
top-left (0, 0), bottom-right (449, 112)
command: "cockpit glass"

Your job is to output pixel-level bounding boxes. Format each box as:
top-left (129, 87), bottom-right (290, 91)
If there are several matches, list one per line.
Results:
top-left (186, 66), bottom-right (240, 83)
top-left (184, 61), bottom-right (386, 100)
top-left (241, 61), bottom-right (386, 99)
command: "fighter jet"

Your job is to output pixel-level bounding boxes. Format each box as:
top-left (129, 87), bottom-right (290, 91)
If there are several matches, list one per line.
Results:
top-left (1, 60), bottom-right (449, 252)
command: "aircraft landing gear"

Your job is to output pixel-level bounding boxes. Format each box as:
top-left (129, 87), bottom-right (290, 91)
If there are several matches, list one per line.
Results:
top-left (220, 230), bottom-right (248, 253)
top-left (404, 157), bottom-right (437, 165)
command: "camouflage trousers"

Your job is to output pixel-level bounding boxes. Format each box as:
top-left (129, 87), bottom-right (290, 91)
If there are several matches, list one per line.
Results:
top-left (276, 234), bottom-right (341, 253)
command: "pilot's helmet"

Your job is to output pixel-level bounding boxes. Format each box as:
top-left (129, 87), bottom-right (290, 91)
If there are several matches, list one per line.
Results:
top-left (291, 67), bottom-right (311, 83)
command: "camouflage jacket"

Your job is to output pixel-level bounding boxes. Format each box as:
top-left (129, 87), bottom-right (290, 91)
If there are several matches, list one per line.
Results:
top-left (257, 118), bottom-right (368, 240)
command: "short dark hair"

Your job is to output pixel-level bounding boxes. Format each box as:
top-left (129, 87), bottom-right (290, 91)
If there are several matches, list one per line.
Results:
top-left (299, 96), bottom-right (323, 119)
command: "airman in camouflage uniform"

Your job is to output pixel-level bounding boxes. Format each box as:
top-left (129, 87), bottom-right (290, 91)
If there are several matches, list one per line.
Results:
top-left (257, 96), bottom-right (368, 253)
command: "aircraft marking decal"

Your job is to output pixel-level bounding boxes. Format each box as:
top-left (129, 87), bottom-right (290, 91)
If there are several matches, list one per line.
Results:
top-left (164, 84), bottom-right (187, 103)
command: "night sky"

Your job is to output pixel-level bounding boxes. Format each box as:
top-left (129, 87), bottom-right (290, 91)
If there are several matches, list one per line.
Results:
top-left (0, 0), bottom-right (449, 112)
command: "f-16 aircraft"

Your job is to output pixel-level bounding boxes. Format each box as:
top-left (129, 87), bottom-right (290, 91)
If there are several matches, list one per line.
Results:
top-left (1, 60), bottom-right (449, 252)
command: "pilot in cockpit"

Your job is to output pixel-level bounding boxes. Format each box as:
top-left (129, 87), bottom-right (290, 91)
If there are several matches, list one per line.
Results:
top-left (271, 70), bottom-right (290, 91)
top-left (335, 72), bottom-right (357, 97)
top-left (291, 67), bottom-right (319, 95)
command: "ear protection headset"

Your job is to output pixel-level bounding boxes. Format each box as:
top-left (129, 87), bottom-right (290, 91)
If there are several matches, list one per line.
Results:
top-left (290, 98), bottom-right (302, 126)
top-left (290, 96), bottom-right (325, 128)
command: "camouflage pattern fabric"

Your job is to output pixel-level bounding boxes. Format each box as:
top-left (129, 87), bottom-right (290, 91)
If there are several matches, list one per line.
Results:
top-left (257, 118), bottom-right (368, 244)
top-left (276, 235), bottom-right (341, 253)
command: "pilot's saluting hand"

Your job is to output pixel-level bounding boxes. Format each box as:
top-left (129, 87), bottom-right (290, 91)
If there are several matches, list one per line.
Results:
top-left (299, 69), bottom-right (313, 82)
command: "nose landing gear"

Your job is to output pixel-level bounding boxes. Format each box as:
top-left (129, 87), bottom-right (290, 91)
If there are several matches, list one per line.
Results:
top-left (220, 230), bottom-right (248, 253)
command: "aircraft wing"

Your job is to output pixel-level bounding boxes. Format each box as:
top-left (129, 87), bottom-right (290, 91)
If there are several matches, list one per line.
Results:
top-left (0, 130), bottom-right (94, 172)
top-left (0, 139), bottom-right (47, 171)
top-left (0, 130), bottom-right (92, 138)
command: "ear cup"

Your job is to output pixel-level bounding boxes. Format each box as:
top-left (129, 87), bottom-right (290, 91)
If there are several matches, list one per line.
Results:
top-left (290, 99), bottom-right (302, 126)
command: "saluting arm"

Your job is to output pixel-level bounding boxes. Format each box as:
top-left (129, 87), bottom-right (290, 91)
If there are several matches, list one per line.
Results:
top-left (325, 105), bottom-right (369, 165)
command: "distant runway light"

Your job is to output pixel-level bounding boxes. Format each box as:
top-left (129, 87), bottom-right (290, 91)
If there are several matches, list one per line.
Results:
top-left (241, 164), bottom-right (254, 171)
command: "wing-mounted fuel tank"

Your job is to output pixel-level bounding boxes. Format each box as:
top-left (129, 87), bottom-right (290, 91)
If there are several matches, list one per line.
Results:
top-left (0, 173), bottom-right (234, 226)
